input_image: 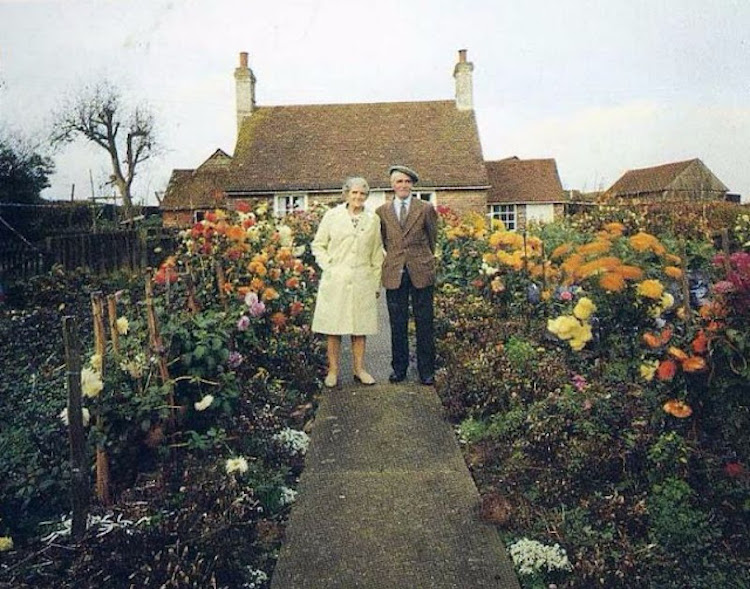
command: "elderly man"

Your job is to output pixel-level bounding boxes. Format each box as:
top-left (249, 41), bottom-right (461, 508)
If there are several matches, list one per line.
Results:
top-left (376, 165), bottom-right (438, 385)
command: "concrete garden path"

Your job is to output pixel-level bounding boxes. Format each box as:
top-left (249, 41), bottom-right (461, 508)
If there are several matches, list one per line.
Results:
top-left (270, 296), bottom-right (520, 589)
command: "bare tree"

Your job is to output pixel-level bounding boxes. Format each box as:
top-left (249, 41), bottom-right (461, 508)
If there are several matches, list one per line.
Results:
top-left (52, 81), bottom-right (157, 218)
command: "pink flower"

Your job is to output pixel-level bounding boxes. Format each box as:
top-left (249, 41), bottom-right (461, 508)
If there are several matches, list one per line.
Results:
top-left (560, 290), bottom-right (573, 301)
top-left (712, 280), bottom-right (736, 295)
top-left (236, 315), bottom-right (250, 331)
top-left (244, 292), bottom-right (266, 318)
top-left (725, 462), bottom-right (744, 478)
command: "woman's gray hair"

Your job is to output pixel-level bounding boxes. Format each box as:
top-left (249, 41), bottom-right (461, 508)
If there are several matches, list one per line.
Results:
top-left (342, 176), bottom-right (370, 197)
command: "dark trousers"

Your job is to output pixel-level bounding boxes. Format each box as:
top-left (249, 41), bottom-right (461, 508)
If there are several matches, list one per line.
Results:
top-left (385, 270), bottom-right (435, 379)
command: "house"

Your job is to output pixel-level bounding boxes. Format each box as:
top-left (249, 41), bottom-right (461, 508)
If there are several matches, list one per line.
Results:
top-left (603, 158), bottom-right (730, 202)
top-left (161, 50), bottom-right (489, 227)
top-left (484, 156), bottom-right (566, 230)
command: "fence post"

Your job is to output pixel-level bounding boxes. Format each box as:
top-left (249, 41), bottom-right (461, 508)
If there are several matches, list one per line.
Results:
top-left (145, 273), bottom-right (175, 422)
top-left (107, 294), bottom-right (120, 354)
top-left (62, 316), bottom-right (89, 540)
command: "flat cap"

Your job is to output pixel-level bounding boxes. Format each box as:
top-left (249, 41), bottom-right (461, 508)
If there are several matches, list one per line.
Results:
top-left (388, 164), bottom-right (419, 183)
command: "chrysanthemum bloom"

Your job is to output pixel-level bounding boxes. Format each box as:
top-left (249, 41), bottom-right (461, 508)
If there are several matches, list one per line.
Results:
top-left (603, 222), bottom-right (626, 235)
top-left (194, 395), bottom-right (214, 411)
top-left (682, 356), bottom-right (707, 373)
top-left (0, 536), bottom-right (13, 552)
top-left (289, 301), bottom-right (305, 316)
top-left (629, 232), bottom-right (666, 255)
top-left (490, 277), bottom-right (505, 293)
top-left (600, 272), bottom-right (626, 292)
top-left (636, 279), bottom-right (665, 300)
top-left (577, 240), bottom-right (612, 257)
top-left (615, 265), bottom-right (644, 280)
top-left (225, 456), bottom-right (249, 475)
top-left (642, 332), bottom-right (662, 348)
top-left (547, 315), bottom-right (581, 340)
top-left (639, 360), bottom-right (659, 381)
top-left (660, 292), bottom-right (675, 310)
top-left (81, 367), bottom-right (104, 398)
top-left (568, 322), bottom-right (593, 351)
top-left (271, 312), bottom-right (287, 329)
top-left (551, 243), bottom-right (574, 259)
top-left (573, 297), bottom-right (597, 321)
top-left (116, 316), bottom-right (129, 335)
top-left (656, 359), bottom-right (678, 381)
top-left (59, 406), bottom-right (91, 427)
top-left (692, 330), bottom-right (708, 354)
top-left (724, 462), bottom-right (744, 477)
top-left (664, 266), bottom-right (683, 280)
top-left (236, 315), bottom-right (251, 331)
top-left (663, 399), bottom-right (692, 418)
top-left (90, 353), bottom-right (103, 372)
top-left (667, 346), bottom-right (688, 361)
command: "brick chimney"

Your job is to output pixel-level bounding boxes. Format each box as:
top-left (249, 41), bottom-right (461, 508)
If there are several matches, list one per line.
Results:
top-left (234, 52), bottom-right (256, 132)
top-left (453, 49), bottom-right (474, 111)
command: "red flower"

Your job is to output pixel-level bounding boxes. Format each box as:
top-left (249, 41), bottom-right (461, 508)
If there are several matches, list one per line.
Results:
top-left (725, 462), bottom-right (744, 478)
top-left (656, 359), bottom-right (678, 381)
top-left (236, 201), bottom-right (250, 213)
top-left (692, 330), bottom-right (708, 354)
top-left (289, 301), bottom-right (304, 316)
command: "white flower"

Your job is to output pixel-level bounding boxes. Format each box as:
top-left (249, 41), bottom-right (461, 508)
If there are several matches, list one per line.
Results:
top-left (81, 367), bottom-right (104, 398)
top-left (59, 407), bottom-right (91, 427)
top-left (194, 395), bottom-right (214, 411)
top-left (273, 428), bottom-right (310, 455)
top-left (225, 456), bottom-right (249, 475)
top-left (116, 316), bottom-right (129, 335)
top-left (278, 225), bottom-right (294, 246)
top-left (244, 567), bottom-right (269, 588)
top-left (279, 486), bottom-right (298, 505)
top-left (509, 538), bottom-right (572, 577)
top-left (293, 245), bottom-right (306, 257)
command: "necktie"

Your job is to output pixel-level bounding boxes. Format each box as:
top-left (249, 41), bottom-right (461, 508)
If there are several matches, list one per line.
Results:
top-left (399, 200), bottom-right (407, 227)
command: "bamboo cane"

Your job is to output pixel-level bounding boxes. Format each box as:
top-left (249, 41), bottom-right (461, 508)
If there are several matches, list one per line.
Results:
top-left (215, 260), bottom-right (228, 310)
top-left (107, 294), bottom-right (120, 354)
top-left (62, 316), bottom-right (89, 540)
top-left (145, 272), bottom-right (174, 421)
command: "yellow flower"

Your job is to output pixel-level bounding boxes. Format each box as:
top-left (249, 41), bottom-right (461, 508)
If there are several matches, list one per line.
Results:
top-left (116, 316), bottom-right (129, 335)
top-left (547, 315), bottom-right (582, 340)
top-left (0, 536), bottom-right (13, 552)
top-left (194, 395), bottom-right (214, 411)
top-left (639, 360), bottom-right (659, 381)
top-left (660, 292), bottom-right (675, 310)
top-left (636, 279), bottom-right (665, 300)
top-left (550, 243), bottom-right (574, 259)
top-left (81, 367), bottom-right (103, 398)
top-left (568, 323), bottom-right (593, 350)
top-left (577, 239), bottom-right (612, 256)
top-left (573, 297), bottom-right (597, 321)
top-left (90, 353), bottom-right (102, 372)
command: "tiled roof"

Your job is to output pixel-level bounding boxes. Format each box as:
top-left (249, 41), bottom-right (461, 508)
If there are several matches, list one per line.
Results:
top-left (227, 100), bottom-right (488, 193)
top-left (605, 159), bottom-right (698, 197)
top-left (485, 157), bottom-right (564, 204)
top-left (161, 167), bottom-right (228, 211)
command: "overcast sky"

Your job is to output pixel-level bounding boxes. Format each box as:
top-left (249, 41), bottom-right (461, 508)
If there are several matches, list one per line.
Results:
top-left (1, 0), bottom-right (749, 204)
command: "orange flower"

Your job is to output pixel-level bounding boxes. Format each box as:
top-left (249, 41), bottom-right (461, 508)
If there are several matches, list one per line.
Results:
top-left (659, 328), bottom-right (673, 345)
top-left (636, 279), bottom-right (664, 300)
top-left (262, 287), bottom-right (279, 301)
top-left (289, 301), bottom-right (304, 316)
top-left (551, 243), bottom-right (574, 259)
top-left (643, 332), bottom-right (661, 348)
top-left (665, 253), bottom-right (682, 265)
top-left (615, 265), bottom-right (644, 280)
top-left (667, 346), bottom-right (688, 361)
top-left (561, 253), bottom-right (585, 276)
top-left (285, 276), bottom-right (300, 289)
top-left (629, 232), bottom-right (666, 255)
top-left (664, 266), bottom-right (683, 280)
top-left (250, 277), bottom-right (265, 291)
top-left (270, 311), bottom-right (287, 328)
top-left (600, 272), bottom-right (626, 292)
top-left (603, 222), bottom-right (625, 235)
top-left (577, 239), bottom-right (612, 256)
top-left (682, 356), bottom-right (707, 373)
top-left (692, 330), bottom-right (708, 354)
top-left (663, 399), bottom-right (693, 418)
top-left (269, 268), bottom-right (282, 281)
top-left (657, 359), bottom-right (678, 381)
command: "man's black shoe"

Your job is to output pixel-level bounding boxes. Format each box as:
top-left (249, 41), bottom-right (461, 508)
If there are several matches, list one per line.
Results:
top-left (389, 372), bottom-right (406, 383)
top-left (420, 375), bottom-right (435, 386)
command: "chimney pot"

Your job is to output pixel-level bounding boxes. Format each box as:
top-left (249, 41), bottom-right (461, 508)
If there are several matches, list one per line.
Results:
top-left (239, 52), bottom-right (248, 68)
top-left (458, 49), bottom-right (467, 63)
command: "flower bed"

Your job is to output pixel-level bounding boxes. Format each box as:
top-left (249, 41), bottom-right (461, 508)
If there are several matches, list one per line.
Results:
top-left (0, 204), bottom-right (326, 587)
top-left (434, 205), bottom-right (750, 588)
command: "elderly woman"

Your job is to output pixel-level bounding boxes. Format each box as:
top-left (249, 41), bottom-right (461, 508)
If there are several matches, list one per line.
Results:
top-left (311, 177), bottom-right (385, 387)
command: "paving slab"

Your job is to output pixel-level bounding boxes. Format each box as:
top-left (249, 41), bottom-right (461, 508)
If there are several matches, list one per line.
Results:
top-left (270, 295), bottom-right (520, 589)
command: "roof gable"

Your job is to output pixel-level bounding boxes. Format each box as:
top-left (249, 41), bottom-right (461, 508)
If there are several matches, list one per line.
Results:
top-left (606, 158), bottom-right (729, 198)
top-left (485, 157), bottom-right (564, 204)
top-left (228, 100), bottom-right (488, 193)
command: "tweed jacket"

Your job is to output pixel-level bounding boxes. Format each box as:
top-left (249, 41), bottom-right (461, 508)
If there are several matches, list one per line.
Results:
top-left (376, 197), bottom-right (439, 290)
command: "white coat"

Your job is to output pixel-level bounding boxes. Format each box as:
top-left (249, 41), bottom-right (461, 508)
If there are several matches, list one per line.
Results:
top-left (311, 204), bottom-right (385, 335)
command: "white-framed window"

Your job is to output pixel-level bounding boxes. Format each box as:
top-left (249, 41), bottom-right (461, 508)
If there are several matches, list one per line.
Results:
top-left (488, 204), bottom-right (517, 230)
top-left (273, 194), bottom-right (308, 217)
top-left (365, 190), bottom-right (386, 212)
top-left (412, 191), bottom-right (436, 205)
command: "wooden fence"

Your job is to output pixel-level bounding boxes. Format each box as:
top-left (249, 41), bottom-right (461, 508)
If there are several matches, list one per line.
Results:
top-left (0, 229), bottom-right (180, 281)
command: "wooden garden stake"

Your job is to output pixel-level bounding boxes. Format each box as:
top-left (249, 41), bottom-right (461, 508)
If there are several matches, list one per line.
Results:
top-left (721, 228), bottom-right (732, 276)
top-left (107, 294), bottom-right (120, 354)
top-left (215, 260), bottom-right (228, 310)
top-left (90, 292), bottom-right (111, 506)
top-left (145, 273), bottom-right (175, 420)
top-left (185, 272), bottom-right (200, 315)
top-left (62, 316), bottom-right (89, 540)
